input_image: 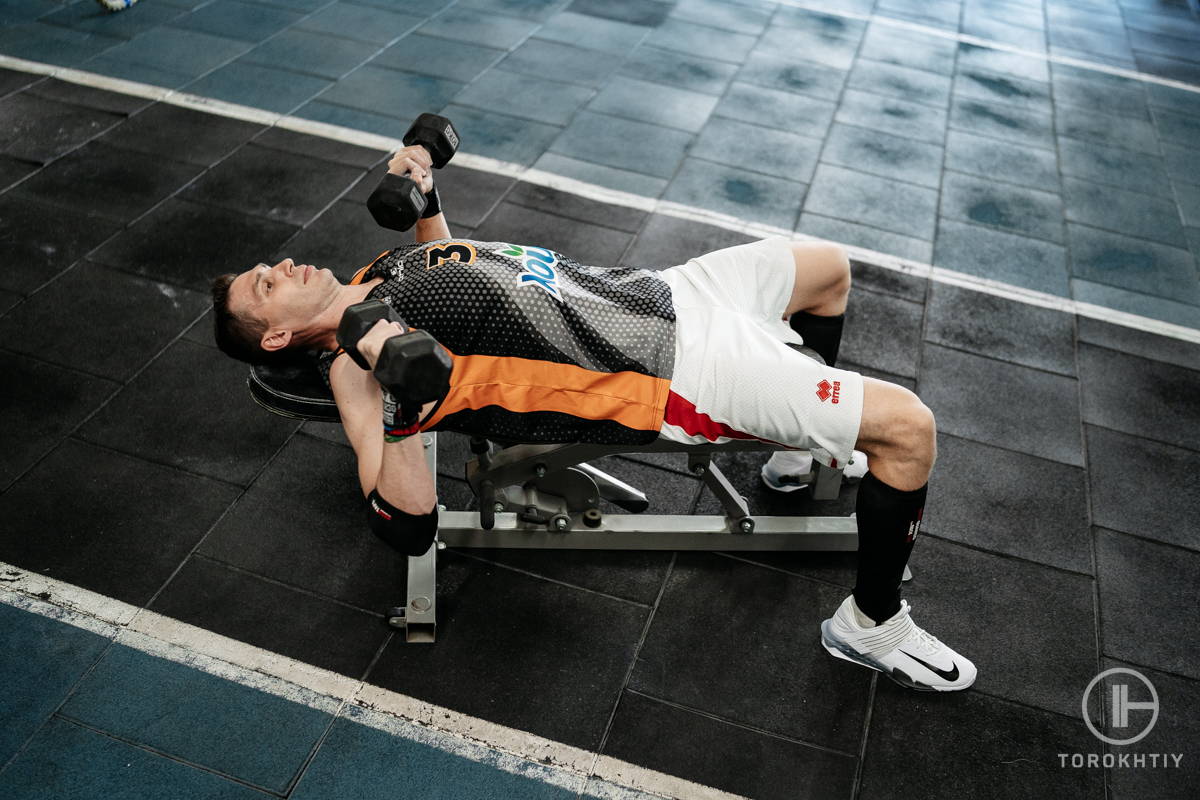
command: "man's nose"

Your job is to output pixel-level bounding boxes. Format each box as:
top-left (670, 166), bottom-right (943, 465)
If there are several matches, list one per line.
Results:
top-left (274, 258), bottom-right (294, 275)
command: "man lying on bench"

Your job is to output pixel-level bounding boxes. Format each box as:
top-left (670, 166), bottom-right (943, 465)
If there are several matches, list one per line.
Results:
top-left (209, 142), bottom-right (976, 693)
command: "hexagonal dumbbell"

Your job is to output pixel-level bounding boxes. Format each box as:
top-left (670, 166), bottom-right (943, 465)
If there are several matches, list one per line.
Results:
top-left (336, 300), bottom-right (452, 412)
top-left (367, 113), bottom-right (460, 232)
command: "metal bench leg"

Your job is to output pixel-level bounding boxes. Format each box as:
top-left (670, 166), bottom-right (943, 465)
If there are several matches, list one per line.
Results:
top-left (388, 433), bottom-right (439, 643)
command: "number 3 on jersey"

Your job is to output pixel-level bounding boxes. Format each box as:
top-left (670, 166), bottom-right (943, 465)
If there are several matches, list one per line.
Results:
top-left (425, 242), bottom-right (477, 270)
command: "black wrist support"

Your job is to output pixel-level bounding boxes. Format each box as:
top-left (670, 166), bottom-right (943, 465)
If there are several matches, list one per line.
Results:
top-left (420, 184), bottom-right (442, 219)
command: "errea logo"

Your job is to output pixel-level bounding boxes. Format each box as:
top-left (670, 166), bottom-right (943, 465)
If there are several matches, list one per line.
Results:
top-left (498, 244), bottom-right (562, 300)
top-left (816, 379), bottom-right (841, 404)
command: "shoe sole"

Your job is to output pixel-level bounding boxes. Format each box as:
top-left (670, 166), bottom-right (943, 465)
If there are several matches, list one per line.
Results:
top-left (760, 473), bottom-right (809, 493)
top-left (820, 620), bottom-right (973, 693)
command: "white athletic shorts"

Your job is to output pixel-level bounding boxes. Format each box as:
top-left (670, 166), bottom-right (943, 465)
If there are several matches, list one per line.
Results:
top-left (657, 237), bottom-right (864, 469)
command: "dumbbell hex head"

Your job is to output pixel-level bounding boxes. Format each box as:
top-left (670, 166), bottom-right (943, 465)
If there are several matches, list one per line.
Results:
top-left (337, 299), bottom-right (405, 371)
top-left (375, 331), bottom-right (453, 407)
top-left (368, 172), bottom-right (427, 232)
top-left (403, 113), bottom-right (459, 169)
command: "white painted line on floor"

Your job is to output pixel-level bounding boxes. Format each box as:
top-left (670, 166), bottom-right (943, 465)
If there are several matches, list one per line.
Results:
top-left (3, 54), bottom-right (1199, 345)
top-left (776, 0), bottom-right (1200, 95)
top-left (0, 563), bottom-right (746, 800)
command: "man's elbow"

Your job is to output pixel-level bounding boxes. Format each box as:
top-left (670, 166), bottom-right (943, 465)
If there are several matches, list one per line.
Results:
top-left (367, 490), bottom-right (437, 556)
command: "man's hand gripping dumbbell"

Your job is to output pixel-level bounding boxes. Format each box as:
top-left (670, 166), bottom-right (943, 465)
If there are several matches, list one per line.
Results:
top-left (368, 113), bottom-right (460, 232)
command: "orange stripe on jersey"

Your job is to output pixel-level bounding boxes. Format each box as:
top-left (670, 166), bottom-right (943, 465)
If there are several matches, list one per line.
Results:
top-left (423, 352), bottom-right (670, 433)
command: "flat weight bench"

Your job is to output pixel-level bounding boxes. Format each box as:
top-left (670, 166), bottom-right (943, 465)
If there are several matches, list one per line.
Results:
top-left (248, 356), bottom-right (873, 643)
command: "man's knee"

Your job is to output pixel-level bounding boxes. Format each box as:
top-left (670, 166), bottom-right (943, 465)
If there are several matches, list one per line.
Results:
top-left (860, 381), bottom-right (936, 465)
top-left (790, 241), bottom-right (851, 313)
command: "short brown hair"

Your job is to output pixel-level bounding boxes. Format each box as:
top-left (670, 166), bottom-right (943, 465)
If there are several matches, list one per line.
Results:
top-left (210, 273), bottom-right (290, 365)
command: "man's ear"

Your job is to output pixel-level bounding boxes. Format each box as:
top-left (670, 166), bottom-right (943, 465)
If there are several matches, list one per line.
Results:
top-left (261, 328), bottom-right (294, 352)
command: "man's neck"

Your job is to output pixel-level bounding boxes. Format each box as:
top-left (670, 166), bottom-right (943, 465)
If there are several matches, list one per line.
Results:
top-left (312, 277), bottom-right (383, 351)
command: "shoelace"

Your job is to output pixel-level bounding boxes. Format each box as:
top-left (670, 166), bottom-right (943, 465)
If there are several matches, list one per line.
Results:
top-left (899, 604), bottom-right (946, 656)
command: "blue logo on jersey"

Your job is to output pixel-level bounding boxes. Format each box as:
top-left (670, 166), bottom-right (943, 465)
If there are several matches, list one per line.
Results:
top-left (499, 244), bottom-right (562, 300)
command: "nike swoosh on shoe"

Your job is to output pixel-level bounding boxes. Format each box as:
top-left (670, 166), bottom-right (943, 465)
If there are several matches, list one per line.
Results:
top-left (898, 649), bottom-right (960, 682)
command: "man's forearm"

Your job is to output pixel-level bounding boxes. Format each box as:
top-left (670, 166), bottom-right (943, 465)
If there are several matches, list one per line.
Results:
top-left (376, 426), bottom-right (437, 513)
top-left (415, 212), bottom-right (450, 243)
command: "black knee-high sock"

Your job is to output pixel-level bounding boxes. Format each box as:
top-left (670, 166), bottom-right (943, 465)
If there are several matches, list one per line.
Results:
top-left (789, 311), bottom-right (844, 368)
top-left (853, 472), bottom-right (927, 625)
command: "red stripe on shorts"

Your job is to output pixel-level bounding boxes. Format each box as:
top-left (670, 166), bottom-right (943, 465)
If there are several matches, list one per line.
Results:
top-left (663, 391), bottom-right (762, 442)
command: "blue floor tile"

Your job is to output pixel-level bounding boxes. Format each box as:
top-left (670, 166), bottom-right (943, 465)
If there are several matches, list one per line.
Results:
top-left (1063, 176), bottom-right (1187, 249)
top-left (1175, 180), bottom-right (1200, 229)
top-left (1047, 23), bottom-right (1134, 62)
top-left (1057, 138), bottom-right (1172, 199)
top-left (291, 705), bottom-right (579, 800)
top-left (443, 104), bottom-right (563, 166)
top-left (763, 8), bottom-right (865, 70)
top-left (81, 53), bottom-right (194, 89)
top-left (835, 88), bottom-right (948, 145)
top-left (294, 100), bottom-right (414, 139)
top-left (949, 95), bottom-right (1055, 150)
top-left (797, 213), bottom-right (935, 263)
top-left (663, 157), bottom-right (807, 230)
top-left (170, 0), bottom-right (302, 43)
top-left (416, 5), bottom-right (539, 49)
top-left (953, 69), bottom-right (1051, 114)
top-left (98, 25), bottom-right (250, 77)
top-left (859, 23), bottom-right (957, 75)
top-left (804, 163), bottom-right (939, 240)
top-left (61, 643), bottom-right (335, 793)
top-left (713, 83), bottom-right (836, 139)
top-left (1146, 83), bottom-right (1200, 119)
top-left (691, 117), bottom-right (822, 184)
top-left (454, 68), bottom-right (593, 126)
top-left (0, 22), bottom-right (123, 68)
top-left (955, 41), bottom-right (1050, 82)
top-left (242, 29), bottom-right (374, 80)
top-left (1051, 73), bottom-right (1149, 120)
top-left (941, 170), bottom-right (1065, 244)
top-left (878, 0), bottom-right (961, 30)
top-left (316, 65), bottom-right (464, 118)
top-left (456, 0), bottom-right (565, 23)
top-left (296, 2), bottom-right (422, 45)
top-left (646, 18), bottom-right (756, 65)
top-left (961, 16), bottom-right (1046, 49)
top-left (0, 717), bottom-right (263, 800)
top-left (37, 0), bottom-right (186, 39)
top-left (534, 11), bottom-right (649, 55)
top-left (945, 129), bottom-right (1058, 191)
top-left (616, 44), bottom-right (737, 95)
top-left (549, 110), bottom-right (690, 179)
top-left (1153, 107), bottom-right (1200, 150)
top-left (821, 122), bottom-right (944, 189)
top-left (185, 61), bottom-right (331, 114)
top-left (1067, 223), bottom-right (1200, 305)
top-left (498, 37), bottom-right (616, 88)
top-left (935, 218), bottom-right (1069, 296)
top-left (587, 75), bottom-right (716, 132)
top-left (0, 603), bottom-right (110, 766)
top-left (670, 0), bottom-right (774, 35)
top-left (374, 32), bottom-right (504, 83)
top-left (1072, 279), bottom-right (1200, 328)
top-left (1055, 104), bottom-right (1161, 155)
top-left (847, 58), bottom-right (952, 108)
top-left (531, 151), bottom-right (667, 197)
top-left (736, 51), bottom-right (847, 102)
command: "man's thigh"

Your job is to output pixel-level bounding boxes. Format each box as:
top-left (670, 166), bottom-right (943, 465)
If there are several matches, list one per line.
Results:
top-left (662, 236), bottom-right (796, 328)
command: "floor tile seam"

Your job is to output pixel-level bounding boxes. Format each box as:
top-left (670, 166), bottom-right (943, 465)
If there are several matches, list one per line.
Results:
top-left (676, 151), bottom-right (811, 189)
top-left (849, 673), bottom-right (878, 800)
top-left (1076, 337), bottom-right (1200, 377)
top-left (592, 553), bottom-right (677, 769)
top-left (713, 551), bottom-right (853, 592)
top-left (450, 550), bottom-right (656, 611)
top-left (0, 340), bottom-right (125, 385)
top-left (1094, 650), bottom-right (1200, 687)
top-left (1057, 160), bottom-right (1200, 208)
top-left (7, 56), bottom-right (1199, 344)
top-left (771, 0), bottom-right (1200, 94)
top-left (1092, 523), bottom-right (1200, 561)
top-left (919, 527), bottom-right (1097, 580)
top-left (276, 682), bottom-right (356, 799)
top-left (49, 712), bottom-right (283, 796)
top-left (565, 98), bottom-right (709, 136)
top-left (844, 77), bottom-right (954, 114)
top-left (825, 116), bottom-right (950, 157)
top-left (1082, 418), bottom-right (1200, 460)
top-left (944, 117), bottom-right (1056, 154)
top-left (501, 194), bottom-right (648, 236)
top-left (1068, 264), bottom-right (1200, 305)
top-left (243, 127), bottom-right (388, 173)
top-left (225, 53), bottom-right (352, 86)
top-left (621, 687), bottom-right (861, 760)
top-left (922, 333), bottom-right (1083, 381)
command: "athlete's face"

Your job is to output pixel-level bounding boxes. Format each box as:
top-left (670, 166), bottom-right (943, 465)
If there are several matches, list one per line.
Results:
top-left (229, 258), bottom-right (339, 351)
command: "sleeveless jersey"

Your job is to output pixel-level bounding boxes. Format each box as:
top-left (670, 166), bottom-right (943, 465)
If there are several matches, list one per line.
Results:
top-left (320, 239), bottom-right (676, 444)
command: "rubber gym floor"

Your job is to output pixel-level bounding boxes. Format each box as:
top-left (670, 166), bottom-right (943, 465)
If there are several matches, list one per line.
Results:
top-left (1, 0), bottom-right (1198, 798)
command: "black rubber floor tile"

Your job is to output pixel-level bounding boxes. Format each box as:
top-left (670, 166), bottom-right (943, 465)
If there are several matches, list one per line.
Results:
top-left (0, 439), bottom-right (239, 606)
top-left (1077, 316), bottom-right (1200, 374)
top-left (842, 287), bottom-right (924, 378)
top-left (367, 550), bottom-right (648, 750)
top-left (472, 202), bottom-right (633, 266)
top-left (629, 552), bottom-right (870, 751)
top-left (1096, 528), bottom-right (1200, 681)
top-left (252, 127), bottom-right (385, 169)
top-left (622, 214), bottom-right (756, 269)
top-left (0, 261), bottom-right (206, 381)
top-left (0, 154), bottom-right (36, 190)
top-left (273, 200), bottom-right (413, 279)
top-left (905, 536), bottom-right (1097, 716)
top-left (924, 281), bottom-right (1076, 376)
top-left (432, 164), bottom-right (517, 229)
top-left (79, 340), bottom-right (298, 485)
top-left (200, 435), bottom-right (404, 612)
top-left (463, 549), bottom-right (671, 606)
top-left (1101, 659), bottom-right (1200, 799)
top-left (850, 259), bottom-right (928, 304)
top-left (505, 181), bottom-right (646, 234)
top-left (150, 555), bottom-right (388, 678)
top-left (90, 198), bottom-right (299, 291)
top-left (0, 92), bottom-right (123, 163)
top-left (0, 195), bottom-right (121, 293)
top-left (1086, 426), bottom-right (1200, 552)
top-left (0, 352), bottom-right (116, 489)
top-left (927, 434), bottom-right (1091, 573)
top-left (602, 690), bottom-right (857, 800)
top-left (12, 141), bottom-right (202, 224)
top-left (590, 454), bottom-right (699, 515)
top-left (859, 682), bottom-right (1104, 800)
top-left (1078, 343), bottom-right (1200, 453)
top-left (27, 77), bottom-right (152, 115)
top-left (0, 288), bottom-right (18, 315)
top-left (98, 102), bottom-right (264, 167)
top-left (181, 144), bottom-right (362, 227)
top-left (920, 343), bottom-right (1084, 467)
top-left (0, 67), bottom-right (39, 97)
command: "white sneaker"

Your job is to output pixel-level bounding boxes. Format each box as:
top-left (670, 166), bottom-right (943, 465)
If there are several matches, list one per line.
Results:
top-left (760, 449), bottom-right (868, 492)
top-left (821, 595), bottom-right (977, 692)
